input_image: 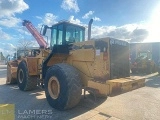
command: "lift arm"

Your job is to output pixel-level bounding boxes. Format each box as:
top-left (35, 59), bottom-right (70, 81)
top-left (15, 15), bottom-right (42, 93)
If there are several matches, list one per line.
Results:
top-left (22, 20), bottom-right (47, 48)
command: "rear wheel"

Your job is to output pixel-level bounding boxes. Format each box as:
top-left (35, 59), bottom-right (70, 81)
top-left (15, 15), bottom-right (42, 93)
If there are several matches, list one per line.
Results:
top-left (17, 61), bottom-right (37, 91)
top-left (44, 63), bottom-right (82, 110)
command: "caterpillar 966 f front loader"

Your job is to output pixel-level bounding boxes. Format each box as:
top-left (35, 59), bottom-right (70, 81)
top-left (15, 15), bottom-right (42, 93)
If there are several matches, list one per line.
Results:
top-left (7, 19), bottom-right (145, 110)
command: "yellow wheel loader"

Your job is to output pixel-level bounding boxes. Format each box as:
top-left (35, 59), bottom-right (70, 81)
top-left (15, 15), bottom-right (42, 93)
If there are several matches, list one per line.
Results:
top-left (6, 48), bottom-right (44, 84)
top-left (7, 19), bottom-right (145, 110)
top-left (131, 51), bottom-right (156, 74)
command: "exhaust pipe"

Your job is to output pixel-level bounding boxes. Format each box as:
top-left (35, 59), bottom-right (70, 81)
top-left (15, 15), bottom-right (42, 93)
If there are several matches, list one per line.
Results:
top-left (88, 19), bottom-right (93, 40)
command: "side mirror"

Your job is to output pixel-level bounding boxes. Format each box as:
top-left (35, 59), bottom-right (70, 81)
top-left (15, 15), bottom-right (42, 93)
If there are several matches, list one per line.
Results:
top-left (42, 25), bottom-right (48, 36)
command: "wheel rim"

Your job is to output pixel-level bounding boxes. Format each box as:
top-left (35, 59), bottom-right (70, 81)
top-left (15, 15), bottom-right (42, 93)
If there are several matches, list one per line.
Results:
top-left (18, 69), bottom-right (24, 83)
top-left (48, 76), bottom-right (60, 99)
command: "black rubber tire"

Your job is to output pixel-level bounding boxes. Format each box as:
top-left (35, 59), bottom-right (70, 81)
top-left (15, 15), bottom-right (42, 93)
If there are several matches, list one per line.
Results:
top-left (17, 61), bottom-right (37, 91)
top-left (44, 63), bottom-right (82, 110)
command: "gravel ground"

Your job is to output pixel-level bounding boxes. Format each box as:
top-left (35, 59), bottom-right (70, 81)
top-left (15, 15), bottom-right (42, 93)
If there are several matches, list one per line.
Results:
top-left (0, 65), bottom-right (160, 120)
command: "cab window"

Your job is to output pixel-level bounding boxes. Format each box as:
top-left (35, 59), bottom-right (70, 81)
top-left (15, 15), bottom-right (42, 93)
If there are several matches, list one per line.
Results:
top-left (66, 25), bottom-right (84, 43)
top-left (51, 24), bottom-right (63, 47)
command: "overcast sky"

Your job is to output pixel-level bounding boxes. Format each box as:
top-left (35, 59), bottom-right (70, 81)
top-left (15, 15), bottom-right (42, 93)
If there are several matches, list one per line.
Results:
top-left (0, 0), bottom-right (160, 56)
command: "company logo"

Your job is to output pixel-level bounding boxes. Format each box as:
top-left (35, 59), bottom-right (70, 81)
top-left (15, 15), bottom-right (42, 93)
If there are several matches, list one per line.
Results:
top-left (110, 39), bottom-right (127, 46)
top-left (17, 109), bottom-right (53, 119)
top-left (0, 104), bottom-right (15, 120)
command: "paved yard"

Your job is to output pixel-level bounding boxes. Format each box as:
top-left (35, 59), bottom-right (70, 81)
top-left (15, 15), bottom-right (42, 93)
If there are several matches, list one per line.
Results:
top-left (0, 65), bottom-right (160, 120)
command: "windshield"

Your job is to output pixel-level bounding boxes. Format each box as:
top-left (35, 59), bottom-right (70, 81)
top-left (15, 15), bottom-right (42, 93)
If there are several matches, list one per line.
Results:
top-left (138, 52), bottom-right (148, 58)
top-left (138, 52), bottom-right (151, 59)
top-left (50, 23), bottom-right (85, 47)
top-left (66, 25), bottom-right (84, 43)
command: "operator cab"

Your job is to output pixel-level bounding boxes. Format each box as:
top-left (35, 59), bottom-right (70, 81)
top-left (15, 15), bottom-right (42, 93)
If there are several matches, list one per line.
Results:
top-left (42, 22), bottom-right (85, 78)
top-left (49, 21), bottom-right (85, 48)
top-left (138, 51), bottom-right (152, 60)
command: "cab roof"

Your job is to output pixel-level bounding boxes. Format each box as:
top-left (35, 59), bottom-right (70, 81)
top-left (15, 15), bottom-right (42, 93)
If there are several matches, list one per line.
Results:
top-left (51, 21), bottom-right (85, 30)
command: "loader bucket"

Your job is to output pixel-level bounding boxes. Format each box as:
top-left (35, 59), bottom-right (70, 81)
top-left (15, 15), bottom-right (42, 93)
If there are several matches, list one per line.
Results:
top-left (6, 61), bottom-right (18, 84)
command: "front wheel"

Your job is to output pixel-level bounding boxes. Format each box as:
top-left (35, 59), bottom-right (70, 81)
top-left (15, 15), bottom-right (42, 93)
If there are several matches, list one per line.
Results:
top-left (17, 61), bottom-right (37, 91)
top-left (44, 63), bottom-right (82, 110)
